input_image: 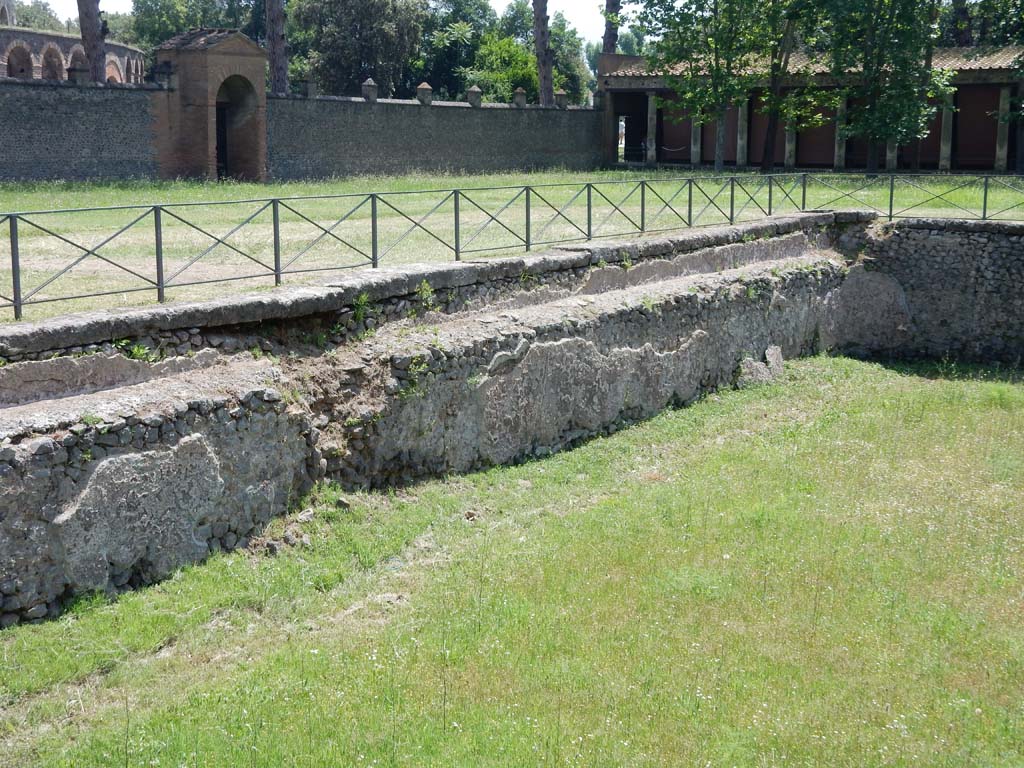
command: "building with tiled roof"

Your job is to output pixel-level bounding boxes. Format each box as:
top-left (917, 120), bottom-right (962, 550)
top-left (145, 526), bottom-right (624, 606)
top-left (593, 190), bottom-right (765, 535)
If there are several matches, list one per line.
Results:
top-left (597, 47), bottom-right (1023, 172)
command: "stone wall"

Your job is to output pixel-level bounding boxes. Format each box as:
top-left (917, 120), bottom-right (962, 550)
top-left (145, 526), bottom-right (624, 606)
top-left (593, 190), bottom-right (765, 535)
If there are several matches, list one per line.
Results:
top-left (266, 96), bottom-right (604, 179)
top-left (0, 79), bottom-right (157, 180)
top-left (3, 212), bottom-right (1024, 627)
top-left (829, 217), bottom-right (1024, 362)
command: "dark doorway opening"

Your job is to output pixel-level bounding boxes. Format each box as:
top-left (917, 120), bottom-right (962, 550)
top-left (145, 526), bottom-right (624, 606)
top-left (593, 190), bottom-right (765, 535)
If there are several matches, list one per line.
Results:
top-left (215, 75), bottom-right (260, 181)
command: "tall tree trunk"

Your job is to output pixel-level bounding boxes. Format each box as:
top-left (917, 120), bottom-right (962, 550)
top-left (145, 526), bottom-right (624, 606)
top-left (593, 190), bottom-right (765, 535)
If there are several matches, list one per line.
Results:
top-left (714, 107), bottom-right (727, 172)
top-left (761, 18), bottom-right (795, 172)
top-left (266, 0), bottom-right (288, 96)
top-left (602, 0), bottom-right (622, 54)
top-left (761, 109), bottom-right (780, 172)
top-left (912, 0), bottom-right (939, 170)
top-left (76, 0), bottom-right (105, 83)
top-left (533, 0), bottom-right (554, 107)
top-left (950, 0), bottom-right (972, 45)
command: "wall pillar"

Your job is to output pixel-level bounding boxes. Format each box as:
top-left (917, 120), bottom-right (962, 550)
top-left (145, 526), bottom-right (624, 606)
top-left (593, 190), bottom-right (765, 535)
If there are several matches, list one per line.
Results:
top-left (736, 98), bottom-right (749, 167)
top-left (784, 127), bottom-right (796, 168)
top-left (690, 120), bottom-right (702, 166)
top-left (601, 90), bottom-right (618, 164)
top-left (833, 98), bottom-right (847, 170)
top-left (939, 92), bottom-right (954, 171)
top-left (885, 140), bottom-right (898, 171)
top-left (995, 85), bottom-right (1011, 172)
top-left (646, 91), bottom-right (658, 166)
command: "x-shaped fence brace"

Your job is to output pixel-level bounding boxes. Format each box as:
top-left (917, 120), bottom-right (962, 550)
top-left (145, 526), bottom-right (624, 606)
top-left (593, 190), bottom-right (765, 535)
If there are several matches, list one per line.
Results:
top-left (890, 176), bottom-right (984, 219)
top-left (806, 176), bottom-right (890, 215)
top-left (378, 192), bottom-right (457, 260)
top-left (459, 188), bottom-right (528, 254)
top-left (531, 186), bottom-right (590, 246)
top-left (590, 183), bottom-right (643, 238)
top-left (644, 182), bottom-right (691, 230)
top-left (278, 197), bottom-right (373, 273)
top-left (691, 179), bottom-right (733, 225)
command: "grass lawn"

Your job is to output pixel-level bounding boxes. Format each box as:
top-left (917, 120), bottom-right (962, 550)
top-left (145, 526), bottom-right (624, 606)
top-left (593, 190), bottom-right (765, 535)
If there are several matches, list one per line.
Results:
top-left (0, 169), bottom-right (1021, 323)
top-left (1, 355), bottom-right (1022, 766)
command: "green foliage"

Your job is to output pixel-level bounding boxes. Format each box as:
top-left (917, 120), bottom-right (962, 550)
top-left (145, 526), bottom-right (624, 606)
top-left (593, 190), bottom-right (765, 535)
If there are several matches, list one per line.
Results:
top-left (825, 0), bottom-right (955, 170)
top-left (290, 0), bottom-right (427, 97)
top-left (415, 279), bottom-right (436, 310)
top-left (12, 0), bottom-right (64, 31)
top-left (459, 30), bottom-right (538, 103)
top-left (131, 0), bottom-right (262, 53)
top-left (352, 291), bottom-right (373, 323)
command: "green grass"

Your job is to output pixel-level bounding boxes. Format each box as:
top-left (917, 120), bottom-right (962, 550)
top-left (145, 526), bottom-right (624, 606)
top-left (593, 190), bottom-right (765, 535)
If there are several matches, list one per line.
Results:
top-left (2, 356), bottom-right (1022, 766)
top-left (0, 169), bottom-right (1021, 323)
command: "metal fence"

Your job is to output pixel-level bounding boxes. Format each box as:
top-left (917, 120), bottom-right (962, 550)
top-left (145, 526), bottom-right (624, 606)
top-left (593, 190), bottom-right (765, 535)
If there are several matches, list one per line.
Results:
top-left (0, 172), bottom-right (1022, 321)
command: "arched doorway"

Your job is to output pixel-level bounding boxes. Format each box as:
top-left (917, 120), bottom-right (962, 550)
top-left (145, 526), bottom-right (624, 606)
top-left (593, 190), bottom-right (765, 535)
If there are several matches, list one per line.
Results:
top-left (6, 45), bottom-right (33, 79)
top-left (105, 59), bottom-right (122, 83)
top-left (41, 46), bottom-right (63, 80)
top-left (69, 48), bottom-right (87, 71)
top-left (215, 75), bottom-right (261, 180)
top-left (0, 5), bottom-right (10, 25)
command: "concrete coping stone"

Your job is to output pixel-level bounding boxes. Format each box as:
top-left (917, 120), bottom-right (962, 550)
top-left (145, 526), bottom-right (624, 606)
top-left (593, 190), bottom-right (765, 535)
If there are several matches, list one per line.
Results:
top-left (0, 213), bottom-right (838, 357)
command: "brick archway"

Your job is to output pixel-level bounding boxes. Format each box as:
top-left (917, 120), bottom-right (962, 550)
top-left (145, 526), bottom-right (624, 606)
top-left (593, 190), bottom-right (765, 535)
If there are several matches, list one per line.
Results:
top-left (40, 44), bottom-right (63, 80)
top-left (215, 75), bottom-right (261, 181)
top-left (5, 44), bottom-right (32, 79)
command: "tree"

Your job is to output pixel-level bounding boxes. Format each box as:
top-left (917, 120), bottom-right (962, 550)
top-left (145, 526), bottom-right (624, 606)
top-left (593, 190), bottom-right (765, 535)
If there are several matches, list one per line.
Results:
top-left (418, 0), bottom-right (496, 98)
top-left (77, 0), bottom-right (106, 82)
top-left (266, 0), bottom-right (287, 94)
top-left (602, 0), bottom-right (621, 54)
top-left (532, 0), bottom-right (554, 106)
top-left (639, 0), bottom-right (760, 171)
top-left (458, 29), bottom-right (538, 102)
top-left (290, 0), bottom-right (427, 96)
top-left (550, 12), bottom-right (589, 104)
top-left (825, 0), bottom-right (953, 173)
top-left (498, 0), bottom-right (531, 43)
top-left (13, 0), bottom-right (63, 30)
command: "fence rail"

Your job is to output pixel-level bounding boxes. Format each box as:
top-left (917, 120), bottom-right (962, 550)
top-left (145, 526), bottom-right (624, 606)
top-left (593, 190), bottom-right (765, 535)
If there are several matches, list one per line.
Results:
top-left (1, 172), bottom-right (1022, 321)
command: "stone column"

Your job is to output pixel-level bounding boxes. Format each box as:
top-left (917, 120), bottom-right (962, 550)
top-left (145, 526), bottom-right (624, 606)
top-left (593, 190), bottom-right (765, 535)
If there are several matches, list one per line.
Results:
top-left (995, 85), bottom-right (1011, 172)
top-left (886, 140), bottom-right (898, 170)
top-left (736, 98), bottom-right (749, 167)
top-left (784, 127), bottom-right (796, 168)
top-left (361, 78), bottom-right (377, 103)
top-left (646, 91), bottom-right (658, 166)
top-left (690, 121), bottom-right (702, 167)
top-left (834, 98), bottom-right (847, 170)
top-left (416, 82), bottom-right (433, 105)
top-left (939, 92), bottom-right (954, 171)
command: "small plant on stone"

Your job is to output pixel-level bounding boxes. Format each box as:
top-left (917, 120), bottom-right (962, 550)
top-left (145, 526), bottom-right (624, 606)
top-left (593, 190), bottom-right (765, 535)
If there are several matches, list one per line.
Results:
top-left (128, 344), bottom-right (159, 363)
top-left (352, 292), bottom-right (372, 323)
top-left (596, 258), bottom-right (608, 269)
top-left (519, 270), bottom-right (538, 287)
top-left (621, 257), bottom-right (633, 271)
top-left (416, 280), bottom-right (436, 311)
top-left (80, 413), bottom-right (103, 426)
top-left (641, 296), bottom-right (661, 315)
top-left (79, 449), bottom-right (93, 463)
top-left (250, 346), bottom-right (264, 360)
top-left (399, 356), bottom-right (431, 400)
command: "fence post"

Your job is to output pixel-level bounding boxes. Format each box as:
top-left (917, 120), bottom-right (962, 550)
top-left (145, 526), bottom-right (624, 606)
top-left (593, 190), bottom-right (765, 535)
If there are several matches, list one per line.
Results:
top-left (525, 186), bottom-right (532, 252)
top-left (370, 194), bottom-right (379, 268)
top-left (768, 176), bottom-right (774, 216)
top-left (801, 172), bottom-right (808, 211)
top-left (729, 177), bottom-right (735, 224)
top-left (453, 190), bottom-right (461, 261)
top-left (153, 206), bottom-right (165, 304)
top-left (272, 198), bottom-right (282, 286)
top-left (687, 179), bottom-right (693, 226)
top-left (982, 176), bottom-right (989, 220)
top-left (640, 180), bottom-right (647, 232)
top-left (888, 174), bottom-right (895, 221)
top-left (9, 215), bottom-right (21, 321)
top-left (586, 183), bottom-right (593, 240)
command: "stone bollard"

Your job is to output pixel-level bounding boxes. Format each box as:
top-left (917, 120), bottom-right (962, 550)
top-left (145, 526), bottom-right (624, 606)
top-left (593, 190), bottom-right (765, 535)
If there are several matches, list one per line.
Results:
top-left (416, 82), bottom-right (433, 106)
top-left (467, 84), bottom-right (482, 108)
top-left (554, 90), bottom-right (568, 109)
top-left (361, 78), bottom-right (377, 103)
top-left (306, 79), bottom-right (319, 98)
top-left (513, 87), bottom-right (527, 109)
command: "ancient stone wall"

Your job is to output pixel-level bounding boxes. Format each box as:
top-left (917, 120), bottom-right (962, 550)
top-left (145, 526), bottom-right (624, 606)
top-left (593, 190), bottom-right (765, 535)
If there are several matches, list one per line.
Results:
top-left (266, 96), bottom-right (603, 179)
top-left (0, 79), bottom-right (157, 180)
top-left (3, 212), bottom-right (1023, 627)
top-left (829, 217), bottom-right (1024, 361)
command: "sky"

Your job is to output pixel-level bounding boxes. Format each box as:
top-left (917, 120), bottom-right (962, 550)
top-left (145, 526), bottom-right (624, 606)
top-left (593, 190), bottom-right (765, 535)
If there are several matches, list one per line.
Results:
top-left (44, 0), bottom-right (607, 44)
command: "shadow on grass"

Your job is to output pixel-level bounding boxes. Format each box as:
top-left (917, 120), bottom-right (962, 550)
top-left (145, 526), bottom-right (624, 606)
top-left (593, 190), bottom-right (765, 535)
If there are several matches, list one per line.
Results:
top-left (867, 355), bottom-right (1024, 384)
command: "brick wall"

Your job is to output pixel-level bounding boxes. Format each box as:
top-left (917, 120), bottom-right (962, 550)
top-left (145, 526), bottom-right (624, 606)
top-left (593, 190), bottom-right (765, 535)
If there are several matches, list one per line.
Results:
top-left (266, 96), bottom-right (604, 179)
top-left (0, 80), bottom-right (157, 180)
